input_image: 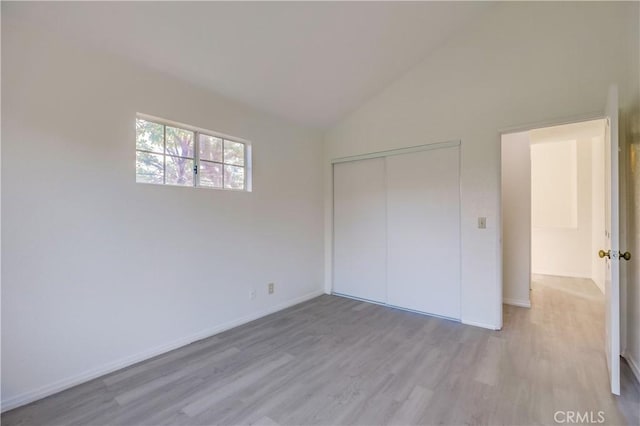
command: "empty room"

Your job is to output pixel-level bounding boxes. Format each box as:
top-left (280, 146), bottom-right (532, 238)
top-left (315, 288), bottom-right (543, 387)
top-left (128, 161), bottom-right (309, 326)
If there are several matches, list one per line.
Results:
top-left (1, 2), bottom-right (639, 425)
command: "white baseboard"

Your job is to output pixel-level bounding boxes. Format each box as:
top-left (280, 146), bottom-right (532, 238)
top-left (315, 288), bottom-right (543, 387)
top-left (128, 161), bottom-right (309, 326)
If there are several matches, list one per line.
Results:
top-left (1, 289), bottom-right (324, 413)
top-left (333, 292), bottom-right (460, 323)
top-left (503, 298), bottom-right (531, 308)
top-left (622, 352), bottom-right (640, 384)
top-left (531, 272), bottom-right (591, 280)
top-left (461, 319), bottom-right (501, 330)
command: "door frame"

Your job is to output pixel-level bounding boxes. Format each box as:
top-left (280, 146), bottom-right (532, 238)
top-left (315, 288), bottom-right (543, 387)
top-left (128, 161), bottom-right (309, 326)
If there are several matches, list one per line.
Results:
top-left (331, 139), bottom-right (461, 165)
top-left (497, 110), bottom-right (623, 334)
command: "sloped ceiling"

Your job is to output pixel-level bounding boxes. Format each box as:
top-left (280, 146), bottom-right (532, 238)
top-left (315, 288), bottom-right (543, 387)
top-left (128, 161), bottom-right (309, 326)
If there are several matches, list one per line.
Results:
top-left (4, 1), bottom-right (495, 128)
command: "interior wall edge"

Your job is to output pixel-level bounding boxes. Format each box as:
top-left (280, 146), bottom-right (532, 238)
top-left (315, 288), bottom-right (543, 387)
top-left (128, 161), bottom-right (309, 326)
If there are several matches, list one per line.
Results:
top-left (503, 298), bottom-right (531, 308)
top-left (622, 351), bottom-right (640, 384)
top-left (460, 318), bottom-right (501, 331)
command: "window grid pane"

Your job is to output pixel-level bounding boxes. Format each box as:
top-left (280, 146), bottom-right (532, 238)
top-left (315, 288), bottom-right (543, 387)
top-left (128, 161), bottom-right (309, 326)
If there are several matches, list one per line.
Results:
top-left (136, 119), bottom-right (164, 154)
top-left (199, 160), bottom-right (223, 188)
top-left (199, 134), bottom-right (223, 162)
top-left (224, 164), bottom-right (245, 190)
top-left (136, 116), bottom-right (248, 191)
top-left (166, 126), bottom-right (195, 159)
top-left (136, 151), bottom-right (164, 184)
top-left (223, 140), bottom-right (245, 166)
top-left (166, 155), bottom-right (194, 186)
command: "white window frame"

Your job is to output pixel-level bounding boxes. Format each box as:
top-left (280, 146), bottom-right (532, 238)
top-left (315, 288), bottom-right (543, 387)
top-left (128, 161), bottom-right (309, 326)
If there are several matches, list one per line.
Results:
top-left (135, 113), bottom-right (252, 192)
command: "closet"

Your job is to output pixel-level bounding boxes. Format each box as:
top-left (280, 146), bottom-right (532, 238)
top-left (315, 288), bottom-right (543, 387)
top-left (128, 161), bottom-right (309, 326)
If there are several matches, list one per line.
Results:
top-left (333, 143), bottom-right (461, 320)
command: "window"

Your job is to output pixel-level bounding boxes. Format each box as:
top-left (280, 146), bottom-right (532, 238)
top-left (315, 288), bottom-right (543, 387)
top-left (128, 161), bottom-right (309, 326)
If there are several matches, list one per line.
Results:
top-left (135, 116), bottom-right (250, 191)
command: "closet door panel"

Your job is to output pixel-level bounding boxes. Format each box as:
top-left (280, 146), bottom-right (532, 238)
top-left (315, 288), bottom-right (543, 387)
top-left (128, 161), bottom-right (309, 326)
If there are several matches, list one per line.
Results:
top-left (385, 147), bottom-right (461, 319)
top-left (333, 158), bottom-right (387, 303)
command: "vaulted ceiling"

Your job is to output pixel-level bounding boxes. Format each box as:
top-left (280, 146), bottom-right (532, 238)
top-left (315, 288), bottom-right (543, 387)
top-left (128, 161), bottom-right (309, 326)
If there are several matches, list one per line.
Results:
top-left (6, 2), bottom-right (495, 128)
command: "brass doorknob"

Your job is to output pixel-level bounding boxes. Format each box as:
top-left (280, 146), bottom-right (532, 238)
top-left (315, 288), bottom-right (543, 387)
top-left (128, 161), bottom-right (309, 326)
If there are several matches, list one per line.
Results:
top-left (599, 250), bottom-right (611, 259)
top-left (620, 251), bottom-right (631, 261)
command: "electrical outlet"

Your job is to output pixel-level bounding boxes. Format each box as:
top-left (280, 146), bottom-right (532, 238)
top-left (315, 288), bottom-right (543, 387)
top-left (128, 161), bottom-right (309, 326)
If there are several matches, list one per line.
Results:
top-left (250, 290), bottom-right (256, 300)
top-left (268, 283), bottom-right (275, 294)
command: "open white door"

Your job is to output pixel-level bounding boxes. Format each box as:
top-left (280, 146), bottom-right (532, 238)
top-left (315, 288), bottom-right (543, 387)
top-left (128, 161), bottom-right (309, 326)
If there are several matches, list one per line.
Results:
top-left (602, 85), bottom-right (620, 395)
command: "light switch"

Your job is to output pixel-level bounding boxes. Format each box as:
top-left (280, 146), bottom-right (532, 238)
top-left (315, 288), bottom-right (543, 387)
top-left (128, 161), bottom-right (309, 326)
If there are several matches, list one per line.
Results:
top-left (478, 217), bottom-right (487, 229)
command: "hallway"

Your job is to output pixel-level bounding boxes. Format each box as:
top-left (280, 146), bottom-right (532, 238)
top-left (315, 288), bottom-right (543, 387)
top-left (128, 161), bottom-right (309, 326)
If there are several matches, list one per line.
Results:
top-left (506, 274), bottom-right (639, 424)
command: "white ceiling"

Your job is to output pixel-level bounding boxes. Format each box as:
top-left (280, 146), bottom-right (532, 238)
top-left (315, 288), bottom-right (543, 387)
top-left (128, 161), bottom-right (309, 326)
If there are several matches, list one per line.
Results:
top-left (6, 2), bottom-right (494, 128)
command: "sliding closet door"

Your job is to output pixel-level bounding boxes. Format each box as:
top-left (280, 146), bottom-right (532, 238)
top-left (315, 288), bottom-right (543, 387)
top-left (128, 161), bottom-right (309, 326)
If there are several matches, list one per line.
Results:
top-left (386, 146), bottom-right (461, 319)
top-left (333, 158), bottom-right (387, 303)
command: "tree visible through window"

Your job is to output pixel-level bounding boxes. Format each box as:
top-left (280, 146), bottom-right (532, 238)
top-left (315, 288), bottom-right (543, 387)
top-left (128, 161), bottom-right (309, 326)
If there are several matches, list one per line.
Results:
top-left (135, 117), bottom-right (248, 190)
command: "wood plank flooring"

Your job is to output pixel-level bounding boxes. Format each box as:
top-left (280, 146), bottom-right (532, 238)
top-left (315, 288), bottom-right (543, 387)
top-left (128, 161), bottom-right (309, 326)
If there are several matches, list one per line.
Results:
top-left (3, 275), bottom-right (639, 425)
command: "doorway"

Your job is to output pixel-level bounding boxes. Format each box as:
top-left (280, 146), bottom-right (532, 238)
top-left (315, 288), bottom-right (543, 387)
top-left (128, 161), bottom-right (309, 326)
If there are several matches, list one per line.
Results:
top-left (500, 111), bottom-right (627, 396)
top-left (501, 119), bottom-right (607, 307)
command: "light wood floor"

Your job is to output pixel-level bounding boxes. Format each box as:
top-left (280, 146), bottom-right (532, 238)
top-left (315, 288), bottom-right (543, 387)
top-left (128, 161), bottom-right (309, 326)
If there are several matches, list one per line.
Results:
top-left (3, 275), bottom-right (639, 425)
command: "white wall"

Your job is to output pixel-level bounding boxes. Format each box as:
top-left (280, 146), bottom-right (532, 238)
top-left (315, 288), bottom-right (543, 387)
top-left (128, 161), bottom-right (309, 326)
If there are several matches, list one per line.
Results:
top-left (628, 139), bottom-right (640, 382)
top-left (324, 1), bottom-right (640, 330)
top-left (531, 140), bottom-right (578, 230)
top-left (530, 139), bottom-right (593, 278)
top-left (501, 132), bottom-right (531, 307)
top-left (623, 2), bottom-right (640, 383)
top-left (1, 13), bottom-right (324, 410)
